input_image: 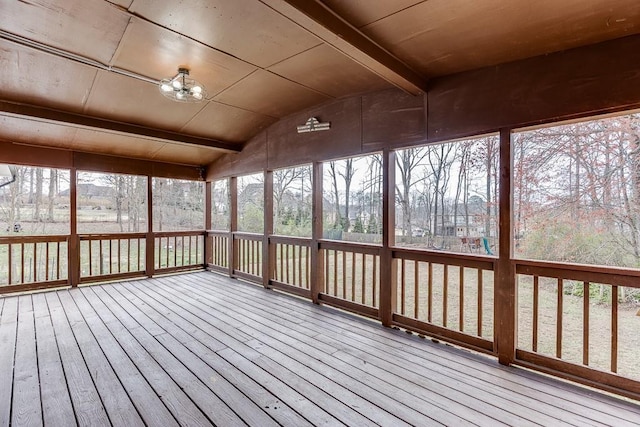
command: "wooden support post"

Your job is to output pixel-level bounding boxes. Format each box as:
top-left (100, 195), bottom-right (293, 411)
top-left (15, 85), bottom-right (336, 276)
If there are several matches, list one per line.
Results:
top-left (229, 176), bottom-right (238, 277)
top-left (496, 128), bottom-right (516, 365)
top-left (310, 162), bottom-right (324, 304)
top-left (204, 181), bottom-right (212, 268)
top-left (380, 149), bottom-right (397, 326)
top-left (263, 171), bottom-right (274, 288)
top-left (68, 168), bottom-right (79, 287)
top-left (145, 176), bottom-right (155, 278)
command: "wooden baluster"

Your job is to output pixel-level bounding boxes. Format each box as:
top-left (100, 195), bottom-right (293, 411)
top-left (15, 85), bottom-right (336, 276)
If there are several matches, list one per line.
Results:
top-left (400, 258), bottom-right (406, 315)
top-left (414, 260), bottom-right (419, 319)
top-left (427, 262), bottom-right (433, 323)
top-left (306, 246), bottom-right (310, 289)
top-left (372, 255), bottom-right (378, 308)
top-left (21, 243), bottom-right (25, 284)
top-left (33, 243), bottom-right (37, 282)
top-left (557, 278), bottom-right (563, 359)
top-left (277, 244), bottom-right (282, 282)
top-left (99, 239), bottom-right (104, 275)
top-left (341, 250), bottom-right (346, 299)
top-left (443, 264), bottom-right (448, 328)
top-left (478, 268), bottom-right (484, 337)
top-left (292, 245), bottom-right (297, 286)
top-left (57, 241), bottom-right (61, 280)
top-left (45, 242), bottom-right (50, 281)
top-left (333, 250), bottom-right (338, 296)
top-left (351, 251), bottom-right (356, 302)
top-left (173, 236), bottom-right (178, 268)
top-left (583, 280), bottom-right (590, 366)
top-left (8, 244), bottom-right (12, 285)
top-left (88, 240), bottom-right (93, 276)
top-left (611, 285), bottom-right (618, 373)
top-left (286, 244), bottom-right (290, 283)
top-left (459, 265), bottom-right (464, 332)
top-left (324, 249), bottom-right (329, 293)
top-left (361, 253), bottom-right (366, 305)
top-left (298, 245), bottom-right (302, 287)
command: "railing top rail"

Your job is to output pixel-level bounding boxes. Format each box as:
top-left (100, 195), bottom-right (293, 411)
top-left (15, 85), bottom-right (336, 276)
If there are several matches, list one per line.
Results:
top-left (319, 239), bottom-right (382, 255)
top-left (393, 247), bottom-right (495, 270)
top-left (515, 258), bottom-right (640, 288)
top-left (232, 231), bottom-right (263, 241)
top-left (153, 230), bottom-right (206, 238)
top-left (269, 235), bottom-right (312, 246)
top-left (0, 234), bottom-right (69, 244)
top-left (206, 229), bottom-right (230, 235)
top-left (79, 232), bottom-right (147, 240)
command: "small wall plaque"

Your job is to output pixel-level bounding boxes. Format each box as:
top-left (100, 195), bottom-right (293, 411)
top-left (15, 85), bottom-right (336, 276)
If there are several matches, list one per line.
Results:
top-left (297, 117), bottom-right (331, 133)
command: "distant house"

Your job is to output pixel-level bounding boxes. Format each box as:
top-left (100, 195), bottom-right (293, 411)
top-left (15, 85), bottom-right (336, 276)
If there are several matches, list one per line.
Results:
top-left (58, 183), bottom-right (113, 198)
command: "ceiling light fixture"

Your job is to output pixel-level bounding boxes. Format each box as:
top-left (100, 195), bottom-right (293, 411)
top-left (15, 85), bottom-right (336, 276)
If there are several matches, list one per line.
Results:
top-left (159, 68), bottom-right (207, 103)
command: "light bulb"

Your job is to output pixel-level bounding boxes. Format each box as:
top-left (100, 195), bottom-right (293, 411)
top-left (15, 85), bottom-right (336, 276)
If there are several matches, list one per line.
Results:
top-left (191, 85), bottom-right (202, 94)
top-left (172, 79), bottom-right (182, 90)
top-left (160, 83), bottom-right (173, 92)
top-left (192, 92), bottom-right (203, 100)
top-left (175, 91), bottom-right (185, 100)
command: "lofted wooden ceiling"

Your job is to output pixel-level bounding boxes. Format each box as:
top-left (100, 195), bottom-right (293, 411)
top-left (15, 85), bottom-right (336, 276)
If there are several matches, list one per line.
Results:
top-left (0, 0), bottom-right (639, 167)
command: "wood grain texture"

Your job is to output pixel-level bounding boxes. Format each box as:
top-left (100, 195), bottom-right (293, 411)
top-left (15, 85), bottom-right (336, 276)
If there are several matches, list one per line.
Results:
top-left (428, 34), bottom-right (640, 141)
top-left (1, 273), bottom-right (639, 425)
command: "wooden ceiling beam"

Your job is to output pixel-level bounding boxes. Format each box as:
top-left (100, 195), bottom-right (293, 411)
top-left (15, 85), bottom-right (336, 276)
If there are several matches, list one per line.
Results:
top-left (262, 0), bottom-right (428, 95)
top-left (0, 100), bottom-right (241, 153)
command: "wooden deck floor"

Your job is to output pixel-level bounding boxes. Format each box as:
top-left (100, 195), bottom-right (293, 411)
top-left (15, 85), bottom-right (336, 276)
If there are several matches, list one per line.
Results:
top-left (1, 272), bottom-right (639, 427)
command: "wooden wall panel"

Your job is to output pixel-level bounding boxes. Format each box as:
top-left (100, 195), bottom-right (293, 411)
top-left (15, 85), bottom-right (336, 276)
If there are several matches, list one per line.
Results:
top-left (0, 141), bottom-right (73, 169)
top-left (428, 34), bottom-right (640, 141)
top-left (73, 152), bottom-right (203, 180)
top-left (207, 34), bottom-right (640, 178)
top-left (207, 132), bottom-right (267, 179)
top-left (0, 141), bottom-right (203, 180)
top-left (361, 89), bottom-right (426, 150)
top-left (266, 97), bottom-right (362, 170)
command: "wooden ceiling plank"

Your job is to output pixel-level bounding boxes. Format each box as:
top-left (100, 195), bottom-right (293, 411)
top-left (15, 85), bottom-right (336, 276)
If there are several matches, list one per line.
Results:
top-left (261, 0), bottom-right (428, 95)
top-left (0, 101), bottom-right (240, 153)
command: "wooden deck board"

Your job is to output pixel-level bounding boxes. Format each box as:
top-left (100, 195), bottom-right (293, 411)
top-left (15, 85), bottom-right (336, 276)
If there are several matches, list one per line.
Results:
top-left (68, 289), bottom-right (179, 427)
top-left (12, 296), bottom-right (42, 427)
top-left (199, 272), bottom-right (640, 426)
top-left (1, 271), bottom-right (639, 427)
top-left (194, 275), bottom-right (608, 426)
top-left (32, 293), bottom-right (76, 427)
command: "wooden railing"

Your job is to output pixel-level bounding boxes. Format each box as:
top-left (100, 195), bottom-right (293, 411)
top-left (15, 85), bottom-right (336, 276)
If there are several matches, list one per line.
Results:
top-left (392, 249), bottom-right (496, 353)
top-left (515, 259), bottom-right (640, 396)
top-left (79, 233), bottom-right (146, 283)
top-left (232, 232), bottom-right (262, 283)
top-left (268, 235), bottom-right (311, 297)
top-left (207, 230), bottom-right (230, 272)
top-left (155, 231), bottom-right (205, 273)
top-left (0, 235), bottom-right (69, 293)
top-left (319, 241), bottom-right (381, 318)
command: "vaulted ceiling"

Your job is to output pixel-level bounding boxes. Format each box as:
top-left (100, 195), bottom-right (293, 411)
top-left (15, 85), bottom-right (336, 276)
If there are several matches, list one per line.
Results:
top-left (1, 0), bottom-right (639, 166)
